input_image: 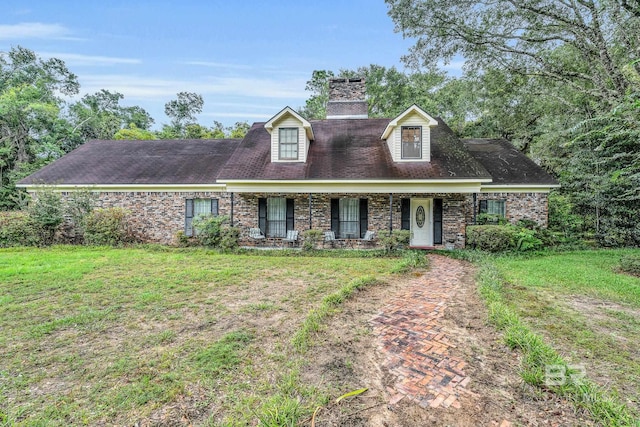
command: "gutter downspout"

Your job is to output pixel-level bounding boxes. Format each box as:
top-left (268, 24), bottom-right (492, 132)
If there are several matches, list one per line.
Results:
top-left (389, 193), bottom-right (393, 235)
top-left (230, 192), bottom-right (234, 226)
top-left (472, 193), bottom-right (477, 225)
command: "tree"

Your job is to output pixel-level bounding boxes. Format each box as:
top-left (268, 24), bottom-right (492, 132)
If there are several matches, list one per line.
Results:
top-left (113, 124), bottom-right (157, 140)
top-left (385, 0), bottom-right (640, 105)
top-left (70, 89), bottom-right (154, 141)
top-left (228, 121), bottom-right (250, 139)
top-left (164, 92), bottom-right (204, 135)
top-left (0, 46), bottom-right (79, 209)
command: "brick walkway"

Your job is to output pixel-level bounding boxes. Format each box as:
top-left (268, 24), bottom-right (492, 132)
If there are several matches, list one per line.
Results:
top-left (371, 254), bottom-right (475, 409)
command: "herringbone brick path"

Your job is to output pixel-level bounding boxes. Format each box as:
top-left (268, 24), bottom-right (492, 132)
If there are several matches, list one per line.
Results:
top-left (371, 255), bottom-right (475, 409)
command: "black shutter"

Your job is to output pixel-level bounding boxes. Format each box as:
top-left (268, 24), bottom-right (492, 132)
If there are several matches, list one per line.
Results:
top-left (185, 199), bottom-right (194, 236)
top-left (286, 198), bottom-right (295, 232)
top-left (479, 200), bottom-right (488, 214)
top-left (433, 198), bottom-right (443, 244)
top-left (258, 198), bottom-right (267, 234)
top-left (211, 199), bottom-right (219, 216)
top-left (330, 198), bottom-right (340, 235)
top-left (401, 198), bottom-right (410, 230)
top-left (359, 198), bottom-right (368, 238)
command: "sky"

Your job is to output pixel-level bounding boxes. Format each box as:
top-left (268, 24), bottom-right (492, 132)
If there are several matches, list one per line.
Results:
top-left (0, 1), bottom-right (460, 129)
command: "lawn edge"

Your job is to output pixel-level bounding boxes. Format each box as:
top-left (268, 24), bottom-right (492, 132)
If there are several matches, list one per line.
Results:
top-left (475, 259), bottom-right (639, 427)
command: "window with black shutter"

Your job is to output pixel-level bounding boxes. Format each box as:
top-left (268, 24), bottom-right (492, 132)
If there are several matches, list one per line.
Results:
top-left (433, 198), bottom-right (443, 244)
top-left (401, 199), bottom-right (410, 230)
top-left (330, 198), bottom-right (368, 238)
top-left (185, 198), bottom-right (219, 236)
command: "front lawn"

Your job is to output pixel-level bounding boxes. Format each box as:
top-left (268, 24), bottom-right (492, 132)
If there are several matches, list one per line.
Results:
top-left (493, 249), bottom-right (640, 418)
top-left (0, 246), bottom-right (401, 425)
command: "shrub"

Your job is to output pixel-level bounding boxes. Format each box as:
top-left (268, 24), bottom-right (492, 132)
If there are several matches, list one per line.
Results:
top-left (28, 188), bottom-right (64, 245)
top-left (477, 213), bottom-right (508, 225)
top-left (301, 229), bottom-right (323, 251)
top-left (619, 255), bottom-right (640, 276)
top-left (0, 211), bottom-right (39, 247)
top-left (219, 226), bottom-right (240, 251)
top-left (514, 227), bottom-right (543, 251)
top-left (378, 229), bottom-right (410, 253)
top-left (84, 208), bottom-right (134, 246)
top-left (467, 225), bottom-right (515, 252)
top-left (65, 189), bottom-right (98, 242)
top-left (193, 215), bottom-right (238, 250)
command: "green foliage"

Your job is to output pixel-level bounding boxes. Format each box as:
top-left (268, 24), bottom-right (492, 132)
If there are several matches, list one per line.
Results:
top-left (69, 89), bottom-right (154, 140)
top-left (84, 207), bottom-right (134, 246)
top-left (513, 227), bottom-right (543, 252)
top-left (163, 91), bottom-right (203, 133)
top-left (0, 211), bottom-right (38, 247)
top-left (378, 229), bottom-right (410, 253)
top-left (619, 255), bottom-right (640, 276)
top-left (467, 225), bottom-right (515, 252)
top-left (477, 213), bottom-right (508, 225)
top-left (301, 229), bottom-right (323, 251)
top-left (65, 189), bottom-right (98, 242)
top-left (28, 188), bottom-right (64, 245)
top-left (113, 124), bottom-right (157, 140)
top-left (193, 215), bottom-right (238, 250)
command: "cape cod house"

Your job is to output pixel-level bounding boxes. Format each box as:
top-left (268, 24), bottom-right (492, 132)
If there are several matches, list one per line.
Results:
top-left (18, 78), bottom-right (558, 248)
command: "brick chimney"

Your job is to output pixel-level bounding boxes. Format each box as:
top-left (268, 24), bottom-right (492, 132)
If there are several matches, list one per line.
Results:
top-left (326, 78), bottom-right (368, 119)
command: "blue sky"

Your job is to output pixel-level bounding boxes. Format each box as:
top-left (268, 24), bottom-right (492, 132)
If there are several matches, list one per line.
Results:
top-left (1, 1), bottom-right (461, 129)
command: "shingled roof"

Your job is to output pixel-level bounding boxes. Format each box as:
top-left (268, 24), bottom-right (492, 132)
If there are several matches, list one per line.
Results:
top-left (18, 122), bottom-right (556, 188)
top-left (217, 118), bottom-right (492, 181)
top-left (462, 138), bottom-right (558, 186)
top-left (19, 139), bottom-right (240, 185)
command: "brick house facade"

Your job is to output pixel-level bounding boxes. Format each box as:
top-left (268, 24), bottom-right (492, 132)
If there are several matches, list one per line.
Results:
top-left (20, 78), bottom-right (558, 248)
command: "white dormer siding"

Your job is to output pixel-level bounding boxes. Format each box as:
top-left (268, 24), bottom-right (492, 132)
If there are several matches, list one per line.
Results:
top-left (381, 105), bottom-right (438, 163)
top-left (264, 107), bottom-right (314, 163)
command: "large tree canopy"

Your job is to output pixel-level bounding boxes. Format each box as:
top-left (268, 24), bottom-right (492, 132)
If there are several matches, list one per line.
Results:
top-left (386, 0), bottom-right (640, 104)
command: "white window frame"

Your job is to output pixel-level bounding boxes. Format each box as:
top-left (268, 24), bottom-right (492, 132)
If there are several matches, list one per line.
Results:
top-left (279, 128), bottom-right (299, 160)
top-left (267, 197), bottom-right (286, 238)
top-left (401, 126), bottom-right (422, 159)
top-left (339, 198), bottom-right (360, 239)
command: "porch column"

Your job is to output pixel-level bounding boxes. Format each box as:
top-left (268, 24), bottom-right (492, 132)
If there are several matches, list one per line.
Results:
top-left (308, 193), bottom-right (312, 229)
top-left (389, 193), bottom-right (393, 235)
top-left (230, 192), bottom-right (234, 226)
top-left (473, 193), bottom-right (477, 225)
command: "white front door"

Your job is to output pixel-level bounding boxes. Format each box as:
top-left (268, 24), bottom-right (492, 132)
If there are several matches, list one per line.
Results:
top-left (410, 198), bottom-right (433, 247)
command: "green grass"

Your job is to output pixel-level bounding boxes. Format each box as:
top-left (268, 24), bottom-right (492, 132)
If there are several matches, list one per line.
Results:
top-left (0, 245), bottom-right (404, 426)
top-left (481, 249), bottom-right (640, 426)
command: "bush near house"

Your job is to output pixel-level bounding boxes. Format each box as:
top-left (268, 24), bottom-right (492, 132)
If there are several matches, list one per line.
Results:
top-left (83, 207), bottom-right (136, 246)
top-left (467, 223), bottom-right (544, 252)
top-left (0, 211), bottom-right (39, 247)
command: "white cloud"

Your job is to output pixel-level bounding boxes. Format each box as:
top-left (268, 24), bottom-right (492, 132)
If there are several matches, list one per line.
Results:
top-left (0, 22), bottom-right (73, 40)
top-left (41, 52), bottom-right (141, 66)
top-left (183, 61), bottom-right (252, 70)
top-left (201, 112), bottom-right (274, 119)
top-left (79, 74), bottom-right (307, 100)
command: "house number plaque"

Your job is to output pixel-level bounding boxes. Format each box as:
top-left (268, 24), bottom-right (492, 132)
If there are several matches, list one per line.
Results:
top-left (416, 206), bottom-right (425, 228)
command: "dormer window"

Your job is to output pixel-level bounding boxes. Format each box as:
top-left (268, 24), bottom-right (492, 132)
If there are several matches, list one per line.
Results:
top-left (401, 126), bottom-right (422, 159)
top-left (279, 128), bottom-right (299, 160)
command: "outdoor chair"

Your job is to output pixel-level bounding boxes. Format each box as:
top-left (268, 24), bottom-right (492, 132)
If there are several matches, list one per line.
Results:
top-left (359, 230), bottom-right (376, 248)
top-left (249, 228), bottom-right (265, 245)
top-left (282, 229), bottom-right (299, 247)
top-left (323, 231), bottom-right (336, 248)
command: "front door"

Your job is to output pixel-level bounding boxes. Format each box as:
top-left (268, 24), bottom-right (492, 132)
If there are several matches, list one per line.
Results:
top-left (410, 198), bottom-right (433, 247)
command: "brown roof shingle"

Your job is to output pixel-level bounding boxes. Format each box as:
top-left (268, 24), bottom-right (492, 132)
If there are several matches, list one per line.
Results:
top-left (463, 138), bottom-right (558, 186)
top-left (218, 118), bottom-right (492, 181)
top-left (19, 139), bottom-right (240, 185)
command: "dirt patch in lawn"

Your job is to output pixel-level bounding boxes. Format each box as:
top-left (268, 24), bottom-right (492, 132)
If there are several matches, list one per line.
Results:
top-left (303, 255), bottom-right (595, 426)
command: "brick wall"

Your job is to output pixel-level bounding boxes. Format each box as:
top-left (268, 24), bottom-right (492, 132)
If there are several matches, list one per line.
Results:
top-left (58, 191), bottom-right (230, 244)
top-left (476, 193), bottom-right (549, 226)
top-left (51, 190), bottom-right (548, 247)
